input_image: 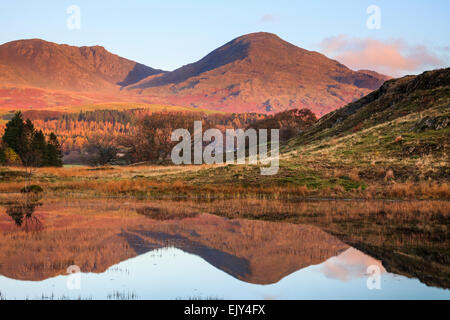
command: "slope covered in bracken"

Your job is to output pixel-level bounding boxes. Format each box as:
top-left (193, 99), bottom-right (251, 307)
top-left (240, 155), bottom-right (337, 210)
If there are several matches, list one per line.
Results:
top-left (282, 67), bottom-right (449, 187)
top-left (296, 67), bottom-right (450, 143)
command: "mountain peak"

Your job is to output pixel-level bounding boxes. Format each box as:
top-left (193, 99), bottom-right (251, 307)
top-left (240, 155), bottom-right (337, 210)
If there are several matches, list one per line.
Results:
top-left (225, 32), bottom-right (307, 59)
top-left (130, 32), bottom-right (310, 90)
top-left (233, 32), bottom-right (282, 42)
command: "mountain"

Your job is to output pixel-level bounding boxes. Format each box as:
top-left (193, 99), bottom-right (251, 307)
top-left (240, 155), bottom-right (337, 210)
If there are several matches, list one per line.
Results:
top-left (0, 34), bottom-right (388, 114)
top-left (0, 39), bottom-right (165, 91)
top-left (127, 32), bottom-right (388, 115)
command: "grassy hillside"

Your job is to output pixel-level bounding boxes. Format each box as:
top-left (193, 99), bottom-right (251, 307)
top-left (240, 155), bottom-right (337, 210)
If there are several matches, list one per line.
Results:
top-left (294, 67), bottom-right (449, 143)
top-left (278, 68), bottom-right (449, 188)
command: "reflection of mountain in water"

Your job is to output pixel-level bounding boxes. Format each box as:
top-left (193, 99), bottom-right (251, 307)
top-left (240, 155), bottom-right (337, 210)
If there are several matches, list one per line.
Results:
top-left (120, 215), bottom-right (349, 284)
top-left (0, 201), bottom-right (347, 284)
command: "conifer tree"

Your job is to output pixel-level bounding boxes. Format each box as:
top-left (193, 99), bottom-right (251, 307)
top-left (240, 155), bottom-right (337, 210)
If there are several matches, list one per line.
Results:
top-left (2, 112), bottom-right (24, 153)
top-left (1, 113), bottom-right (63, 168)
top-left (46, 133), bottom-right (63, 167)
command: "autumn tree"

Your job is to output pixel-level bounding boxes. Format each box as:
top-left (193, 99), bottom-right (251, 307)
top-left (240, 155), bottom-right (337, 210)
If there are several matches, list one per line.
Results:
top-left (248, 108), bottom-right (317, 141)
top-left (0, 143), bottom-right (21, 166)
top-left (123, 112), bottom-right (208, 163)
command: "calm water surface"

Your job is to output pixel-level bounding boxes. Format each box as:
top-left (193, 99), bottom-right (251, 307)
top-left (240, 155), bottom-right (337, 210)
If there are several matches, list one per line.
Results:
top-left (0, 199), bottom-right (448, 300)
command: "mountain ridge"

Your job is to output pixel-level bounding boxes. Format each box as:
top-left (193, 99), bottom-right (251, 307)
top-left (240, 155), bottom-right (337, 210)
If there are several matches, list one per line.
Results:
top-left (0, 34), bottom-right (389, 115)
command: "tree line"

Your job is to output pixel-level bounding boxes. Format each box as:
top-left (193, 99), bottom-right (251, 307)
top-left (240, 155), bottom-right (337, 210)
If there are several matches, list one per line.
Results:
top-left (0, 108), bottom-right (317, 166)
top-left (13, 109), bottom-right (267, 157)
top-left (85, 108), bottom-right (318, 165)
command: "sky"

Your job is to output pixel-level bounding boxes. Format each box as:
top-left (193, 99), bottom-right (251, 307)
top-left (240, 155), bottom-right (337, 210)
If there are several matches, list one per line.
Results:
top-left (0, 0), bottom-right (449, 76)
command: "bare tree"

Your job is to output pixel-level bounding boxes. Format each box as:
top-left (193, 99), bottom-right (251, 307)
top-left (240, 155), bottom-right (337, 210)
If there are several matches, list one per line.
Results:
top-left (82, 134), bottom-right (118, 166)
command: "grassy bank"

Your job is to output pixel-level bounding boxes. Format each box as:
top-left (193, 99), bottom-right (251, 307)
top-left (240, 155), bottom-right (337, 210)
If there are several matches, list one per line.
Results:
top-left (1, 104), bottom-right (448, 200)
top-left (0, 161), bottom-right (448, 200)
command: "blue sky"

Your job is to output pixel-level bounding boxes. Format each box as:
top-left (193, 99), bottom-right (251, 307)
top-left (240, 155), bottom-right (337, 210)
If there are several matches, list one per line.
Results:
top-left (0, 0), bottom-right (448, 75)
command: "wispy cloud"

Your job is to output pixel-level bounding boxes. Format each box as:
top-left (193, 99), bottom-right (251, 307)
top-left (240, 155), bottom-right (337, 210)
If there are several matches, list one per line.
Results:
top-left (319, 35), bottom-right (445, 77)
top-left (259, 14), bottom-right (277, 23)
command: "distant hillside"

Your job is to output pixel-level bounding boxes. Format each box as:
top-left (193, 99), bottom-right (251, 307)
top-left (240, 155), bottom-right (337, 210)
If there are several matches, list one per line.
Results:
top-left (128, 32), bottom-right (388, 115)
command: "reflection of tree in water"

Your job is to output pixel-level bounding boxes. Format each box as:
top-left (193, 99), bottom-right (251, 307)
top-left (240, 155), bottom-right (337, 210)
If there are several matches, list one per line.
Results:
top-left (6, 196), bottom-right (43, 232)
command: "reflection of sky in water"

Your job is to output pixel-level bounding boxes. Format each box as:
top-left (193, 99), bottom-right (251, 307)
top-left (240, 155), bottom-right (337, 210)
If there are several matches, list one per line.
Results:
top-left (0, 247), bottom-right (448, 300)
top-left (320, 248), bottom-right (386, 282)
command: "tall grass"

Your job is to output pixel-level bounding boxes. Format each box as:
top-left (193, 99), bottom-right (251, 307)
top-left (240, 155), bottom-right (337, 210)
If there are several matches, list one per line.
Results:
top-left (1, 165), bottom-right (448, 200)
